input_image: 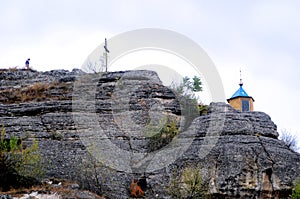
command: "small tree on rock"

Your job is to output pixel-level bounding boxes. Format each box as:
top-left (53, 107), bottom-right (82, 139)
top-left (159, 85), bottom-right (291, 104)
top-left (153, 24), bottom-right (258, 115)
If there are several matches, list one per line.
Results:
top-left (279, 129), bottom-right (299, 152)
top-left (173, 76), bottom-right (202, 99)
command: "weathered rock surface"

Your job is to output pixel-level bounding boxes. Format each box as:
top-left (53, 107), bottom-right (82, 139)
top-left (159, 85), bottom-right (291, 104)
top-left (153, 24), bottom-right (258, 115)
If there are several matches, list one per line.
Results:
top-left (177, 103), bottom-right (299, 198)
top-left (0, 69), bottom-right (299, 198)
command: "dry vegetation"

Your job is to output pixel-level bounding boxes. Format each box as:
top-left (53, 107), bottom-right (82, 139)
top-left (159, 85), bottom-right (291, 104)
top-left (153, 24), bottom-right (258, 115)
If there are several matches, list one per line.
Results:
top-left (0, 81), bottom-right (73, 104)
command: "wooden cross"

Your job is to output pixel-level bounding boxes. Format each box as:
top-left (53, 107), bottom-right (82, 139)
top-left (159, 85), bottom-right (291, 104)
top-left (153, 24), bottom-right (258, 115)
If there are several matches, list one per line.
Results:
top-left (104, 38), bottom-right (110, 72)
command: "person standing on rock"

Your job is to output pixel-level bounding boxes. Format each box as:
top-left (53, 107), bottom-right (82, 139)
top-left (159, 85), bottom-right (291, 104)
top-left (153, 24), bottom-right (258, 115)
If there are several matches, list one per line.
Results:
top-left (25, 58), bottom-right (30, 69)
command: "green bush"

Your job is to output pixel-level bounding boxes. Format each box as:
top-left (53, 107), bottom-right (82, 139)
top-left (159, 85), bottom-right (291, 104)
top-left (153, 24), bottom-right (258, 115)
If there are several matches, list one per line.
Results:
top-left (170, 76), bottom-right (204, 130)
top-left (147, 116), bottom-right (179, 152)
top-left (168, 165), bottom-right (209, 199)
top-left (291, 178), bottom-right (300, 199)
top-left (199, 104), bottom-right (209, 116)
top-left (0, 125), bottom-right (43, 191)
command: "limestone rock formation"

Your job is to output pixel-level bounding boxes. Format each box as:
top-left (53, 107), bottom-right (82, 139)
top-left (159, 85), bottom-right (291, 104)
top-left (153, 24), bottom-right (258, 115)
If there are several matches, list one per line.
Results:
top-left (0, 68), bottom-right (299, 198)
top-left (179, 102), bottom-right (300, 198)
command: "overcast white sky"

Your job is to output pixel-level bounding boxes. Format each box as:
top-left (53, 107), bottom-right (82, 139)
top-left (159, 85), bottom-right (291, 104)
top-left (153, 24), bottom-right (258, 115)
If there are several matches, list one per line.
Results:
top-left (0, 0), bottom-right (299, 143)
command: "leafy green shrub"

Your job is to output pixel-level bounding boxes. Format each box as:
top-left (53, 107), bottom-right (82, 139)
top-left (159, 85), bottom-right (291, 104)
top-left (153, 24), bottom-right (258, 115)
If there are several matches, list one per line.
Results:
top-left (291, 178), bottom-right (300, 199)
top-left (50, 131), bottom-right (63, 140)
top-left (147, 116), bottom-right (179, 152)
top-left (168, 165), bottom-right (209, 199)
top-left (0, 125), bottom-right (43, 191)
top-left (199, 104), bottom-right (209, 116)
top-left (170, 76), bottom-right (204, 130)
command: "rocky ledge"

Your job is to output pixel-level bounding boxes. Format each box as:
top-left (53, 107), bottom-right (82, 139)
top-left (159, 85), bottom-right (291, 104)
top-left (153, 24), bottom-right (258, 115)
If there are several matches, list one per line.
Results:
top-left (0, 69), bottom-right (299, 198)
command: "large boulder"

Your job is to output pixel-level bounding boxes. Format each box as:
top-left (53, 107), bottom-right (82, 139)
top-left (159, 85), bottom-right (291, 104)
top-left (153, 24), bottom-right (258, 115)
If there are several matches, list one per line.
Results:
top-left (0, 69), bottom-right (299, 198)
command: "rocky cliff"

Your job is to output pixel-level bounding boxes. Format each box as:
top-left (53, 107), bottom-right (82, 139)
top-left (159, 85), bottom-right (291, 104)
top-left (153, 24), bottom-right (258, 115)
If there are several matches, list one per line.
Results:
top-left (0, 68), bottom-right (299, 198)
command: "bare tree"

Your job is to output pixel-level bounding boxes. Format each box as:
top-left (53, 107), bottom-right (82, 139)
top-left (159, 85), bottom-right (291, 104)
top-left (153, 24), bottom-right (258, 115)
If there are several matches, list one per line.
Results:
top-left (279, 129), bottom-right (299, 152)
top-left (82, 60), bottom-right (105, 74)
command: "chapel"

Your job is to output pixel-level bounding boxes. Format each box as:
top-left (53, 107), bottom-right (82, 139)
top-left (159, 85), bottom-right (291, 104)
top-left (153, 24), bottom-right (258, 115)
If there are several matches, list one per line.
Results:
top-left (227, 72), bottom-right (254, 112)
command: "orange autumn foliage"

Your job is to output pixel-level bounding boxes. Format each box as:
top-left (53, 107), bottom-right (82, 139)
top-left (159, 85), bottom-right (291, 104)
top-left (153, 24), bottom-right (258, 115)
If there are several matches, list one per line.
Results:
top-left (130, 178), bottom-right (144, 197)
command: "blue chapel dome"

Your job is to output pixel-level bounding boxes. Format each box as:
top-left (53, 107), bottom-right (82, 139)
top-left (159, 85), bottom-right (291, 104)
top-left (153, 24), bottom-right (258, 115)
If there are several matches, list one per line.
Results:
top-left (227, 81), bottom-right (254, 102)
top-left (231, 85), bottom-right (249, 98)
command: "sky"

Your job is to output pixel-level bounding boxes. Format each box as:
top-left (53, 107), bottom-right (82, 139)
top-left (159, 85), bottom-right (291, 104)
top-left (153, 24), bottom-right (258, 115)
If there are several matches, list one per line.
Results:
top-left (0, 0), bottom-right (299, 145)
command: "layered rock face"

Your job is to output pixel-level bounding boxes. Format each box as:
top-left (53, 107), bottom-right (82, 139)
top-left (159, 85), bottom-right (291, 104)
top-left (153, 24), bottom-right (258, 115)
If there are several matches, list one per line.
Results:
top-left (0, 69), bottom-right (299, 198)
top-left (180, 103), bottom-right (300, 198)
